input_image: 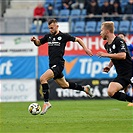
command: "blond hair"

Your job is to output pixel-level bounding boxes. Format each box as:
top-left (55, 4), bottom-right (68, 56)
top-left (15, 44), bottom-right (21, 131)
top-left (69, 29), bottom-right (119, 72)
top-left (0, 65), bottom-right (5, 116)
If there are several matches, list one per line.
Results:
top-left (102, 21), bottom-right (114, 33)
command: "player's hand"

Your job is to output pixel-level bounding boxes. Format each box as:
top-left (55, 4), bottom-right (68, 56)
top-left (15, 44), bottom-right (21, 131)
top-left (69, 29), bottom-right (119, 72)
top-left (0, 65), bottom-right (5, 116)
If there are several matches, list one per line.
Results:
top-left (31, 36), bottom-right (37, 42)
top-left (85, 49), bottom-right (93, 56)
top-left (97, 52), bottom-right (107, 58)
top-left (103, 66), bottom-right (110, 73)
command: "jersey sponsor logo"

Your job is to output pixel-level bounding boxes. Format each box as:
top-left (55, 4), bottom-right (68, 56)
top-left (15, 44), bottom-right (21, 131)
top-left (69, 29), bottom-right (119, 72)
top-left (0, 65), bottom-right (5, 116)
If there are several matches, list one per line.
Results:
top-left (48, 42), bottom-right (60, 46)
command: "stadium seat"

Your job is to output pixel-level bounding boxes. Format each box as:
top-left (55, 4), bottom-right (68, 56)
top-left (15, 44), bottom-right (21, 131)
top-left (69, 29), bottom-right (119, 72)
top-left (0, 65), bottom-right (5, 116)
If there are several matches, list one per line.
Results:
top-left (130, 20), bottom-right (133, 32)
top-left (96, 21), bottom-right (102, 32)
top-left (70, 21), bottom-right (75, 32)
top-left (81, 9), bottom-right (87, 20)
top-left (98, 0), bottom-right (105, 6)
top-left (113, 21), bottom-right (119, 32)
top-left (44, 0), bottom-right (54, 9)
top-left (58, 9), bottom-right (70, 22)
top-left (30, 23), bottom-right (38, 33)
top-left (85, 21), bottom-right (97, 33)
top-left (118, 20), bottom-right (130, 32)
top-left (54, 0), bottom-right (62, 10)
top-left (40, 22), bottom-right (49, 33)
top-left (70, 9), bottom-right (81, 22)
top-left (74, 21), bottom-right (85, 33)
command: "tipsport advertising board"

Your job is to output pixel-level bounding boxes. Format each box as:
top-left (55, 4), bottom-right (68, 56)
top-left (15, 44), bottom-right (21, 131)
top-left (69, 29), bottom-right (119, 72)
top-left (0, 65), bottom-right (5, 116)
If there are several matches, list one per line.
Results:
top-left (0, 56), bottom-right (36, 79)
top-left (38, 56), bottom-right (117, 79)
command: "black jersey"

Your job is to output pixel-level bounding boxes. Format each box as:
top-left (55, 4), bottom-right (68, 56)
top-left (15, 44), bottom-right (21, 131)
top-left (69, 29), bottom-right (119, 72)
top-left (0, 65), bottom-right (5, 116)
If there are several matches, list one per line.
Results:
top-left (104, 36), bottom-right (132, 76)
top-left (40, 31), bottom-right (75, 65)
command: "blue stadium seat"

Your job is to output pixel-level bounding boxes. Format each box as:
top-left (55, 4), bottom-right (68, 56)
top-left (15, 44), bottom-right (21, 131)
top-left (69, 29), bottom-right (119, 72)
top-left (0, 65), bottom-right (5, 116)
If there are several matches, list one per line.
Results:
top-left (70, 21), bottom-right (75, 32)
top-left (40, 22), bottom-right (49, 33)
top-left (30, 23), bottom-right (37, 33)
top-left (74, 21), bottom-right (85, 33)
top-left (59, 9), bottom-right (70, 22)
top-left (118, 20), bottom-right (130, 32)
top-left (81, 9), bottom-right (87, 20)
top-left (85, 21), bottom-right (97, 32)
top-left (70, 9), bottom-right (81, 22)
top-left (44, 0), bottom-right (55, 8)
top-left (113, 21), bottom-right (119, 32)
top-left (98, 0), bottom-right (105, 6)
top-left (96, 21), bottom-right (102, 32)
top-left (130, 20), bottom-right (133, 32)
top-left (54, 0), bottom-right (62, 10)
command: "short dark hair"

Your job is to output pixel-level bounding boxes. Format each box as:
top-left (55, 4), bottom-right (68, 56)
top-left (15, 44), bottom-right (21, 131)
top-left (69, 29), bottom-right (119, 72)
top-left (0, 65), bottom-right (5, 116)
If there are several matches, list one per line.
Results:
top-left (118, 32), bottom-right (126, 36)
top-left (48, 19), bottom-right (58, 25)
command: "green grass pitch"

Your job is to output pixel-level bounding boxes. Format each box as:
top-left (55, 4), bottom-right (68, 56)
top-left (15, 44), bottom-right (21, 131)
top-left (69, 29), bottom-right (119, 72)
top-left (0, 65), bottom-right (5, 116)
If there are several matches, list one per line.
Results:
top-left (0, 100), bottom-right (133, 133)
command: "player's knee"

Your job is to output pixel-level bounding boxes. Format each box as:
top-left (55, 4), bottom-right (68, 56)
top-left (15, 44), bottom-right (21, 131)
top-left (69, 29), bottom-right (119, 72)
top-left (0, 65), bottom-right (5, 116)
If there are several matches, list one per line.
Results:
top-left (107, 89), bottom-right (115, 97)
top-left (40, 76), bottom-right (47, 84)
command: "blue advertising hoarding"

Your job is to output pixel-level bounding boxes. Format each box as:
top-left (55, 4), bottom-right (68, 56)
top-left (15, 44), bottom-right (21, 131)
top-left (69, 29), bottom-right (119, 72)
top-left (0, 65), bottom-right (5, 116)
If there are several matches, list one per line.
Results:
top-left (0, 56), bottom-right (36, 79)
top-left (38, 56), bottom-right (117, 79)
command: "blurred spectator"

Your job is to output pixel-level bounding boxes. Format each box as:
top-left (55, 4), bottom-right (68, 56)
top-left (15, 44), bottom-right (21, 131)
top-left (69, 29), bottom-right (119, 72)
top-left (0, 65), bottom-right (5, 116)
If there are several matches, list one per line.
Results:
top-left (100, 0), bottom-right (113, 21)
top-left (85, 0), bottom-right (101, 22)
top-left (111, 1), bottom-right (122, 21)
top-left (33, 2), bottom-right (46, 25)
top-left (47, 4), bottom-right (53, 16)
top-left (124, 0), bottom-right (133, 20)
top-left (84, 0), bottom-right (98, 9)
top-left (62, 0), bottom-right (79, 10)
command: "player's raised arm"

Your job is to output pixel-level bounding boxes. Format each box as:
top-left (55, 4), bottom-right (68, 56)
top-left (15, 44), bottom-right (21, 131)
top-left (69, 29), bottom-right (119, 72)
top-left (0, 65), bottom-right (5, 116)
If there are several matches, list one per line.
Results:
top-left (75, 37), bottom-right (93, 56)
top-left (31, 36), bottom-right (41, 46)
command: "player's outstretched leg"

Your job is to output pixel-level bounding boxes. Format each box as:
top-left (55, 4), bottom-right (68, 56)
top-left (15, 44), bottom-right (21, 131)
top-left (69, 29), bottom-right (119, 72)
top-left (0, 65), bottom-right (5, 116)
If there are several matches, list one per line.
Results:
top-left (68, 82), bottom-right (93, 98)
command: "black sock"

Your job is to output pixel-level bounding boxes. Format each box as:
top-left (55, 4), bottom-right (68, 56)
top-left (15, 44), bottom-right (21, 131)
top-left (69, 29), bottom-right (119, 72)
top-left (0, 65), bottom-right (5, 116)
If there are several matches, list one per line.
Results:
top-left (68, 82), bottom-right (84, 91)
top-left (111, 91), bottom-right (133, 102)
top-left (42, 83), bottom-right (49, 102)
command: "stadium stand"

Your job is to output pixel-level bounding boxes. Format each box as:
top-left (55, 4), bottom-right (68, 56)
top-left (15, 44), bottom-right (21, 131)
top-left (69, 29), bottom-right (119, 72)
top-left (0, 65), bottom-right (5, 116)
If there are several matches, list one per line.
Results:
top-left (70, 9), bottom-right (81, 22)
top-left (73, 21), bottom-right (85, 33)
top-left (96, 21), bottom-right (102, 33)
top-left (85, 21), bottom-right (97, 33)
top-left (40, 21), bottom-right (49, 33)
top-left (58, 9), bottom-right (70, 22)
top-left (113, 20), bottom-right (119, 32)
top-left (1, 0), bottom-right (132, 34)
top-left (30, 23), bottom-right (38, 33)
top-left (118, 20), bottom-right (130, 32)
top-left (130, 20), bottom-right (133, 32)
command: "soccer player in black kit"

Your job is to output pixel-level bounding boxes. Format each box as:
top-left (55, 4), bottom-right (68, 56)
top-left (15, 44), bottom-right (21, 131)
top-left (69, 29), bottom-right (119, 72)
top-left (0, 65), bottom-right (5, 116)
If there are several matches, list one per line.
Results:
top-left (31, 19), bottom-right (93, 115)
top-left (97, 21), bottom-right (133, 103)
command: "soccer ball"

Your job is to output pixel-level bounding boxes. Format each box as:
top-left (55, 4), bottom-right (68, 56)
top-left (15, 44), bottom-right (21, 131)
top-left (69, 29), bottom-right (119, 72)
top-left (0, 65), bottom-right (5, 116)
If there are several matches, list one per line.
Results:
top-left (28, 103), bottom-right (41, 115)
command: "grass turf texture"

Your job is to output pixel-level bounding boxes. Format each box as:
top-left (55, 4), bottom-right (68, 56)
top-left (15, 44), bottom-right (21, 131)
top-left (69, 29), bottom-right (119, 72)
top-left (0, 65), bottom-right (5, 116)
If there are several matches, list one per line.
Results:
top-left (0, 100), bottom-right (133, 133)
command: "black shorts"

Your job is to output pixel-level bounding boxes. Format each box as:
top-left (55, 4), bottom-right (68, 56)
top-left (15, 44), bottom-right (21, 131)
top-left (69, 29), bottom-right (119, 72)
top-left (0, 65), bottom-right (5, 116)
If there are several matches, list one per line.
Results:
top-left (113, 74), bottom-right (132, 89)
top-left (49, 62), bottom-right (64, 80)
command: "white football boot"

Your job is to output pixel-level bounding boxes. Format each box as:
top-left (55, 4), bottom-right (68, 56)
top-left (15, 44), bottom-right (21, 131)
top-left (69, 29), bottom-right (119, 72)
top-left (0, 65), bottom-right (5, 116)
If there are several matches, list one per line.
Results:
top-left (84, 85), bottom-right (93, 98)
top-left (40, 102), bottom-right (52, 115)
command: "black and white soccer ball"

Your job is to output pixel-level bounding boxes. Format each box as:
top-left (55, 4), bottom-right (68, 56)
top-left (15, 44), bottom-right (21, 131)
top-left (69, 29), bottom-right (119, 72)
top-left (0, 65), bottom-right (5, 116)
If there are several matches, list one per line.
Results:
top-left (28, 103), bottom-right (41, 115)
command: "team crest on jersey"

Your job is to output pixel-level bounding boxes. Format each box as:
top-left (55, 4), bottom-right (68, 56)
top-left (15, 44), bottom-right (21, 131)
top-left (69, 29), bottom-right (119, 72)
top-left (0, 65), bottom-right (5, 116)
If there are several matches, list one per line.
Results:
top-left (112, 44), bottom-right (116, 49)
top-left (121, 44), bottom-right (125, 50)
top-left (58, 36), bottom-right (62, 40)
